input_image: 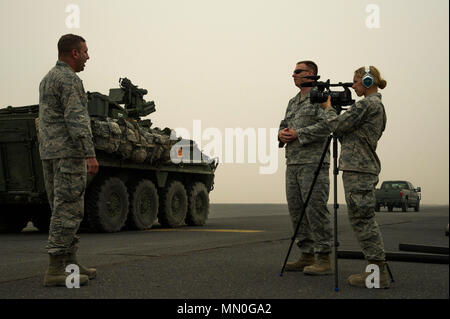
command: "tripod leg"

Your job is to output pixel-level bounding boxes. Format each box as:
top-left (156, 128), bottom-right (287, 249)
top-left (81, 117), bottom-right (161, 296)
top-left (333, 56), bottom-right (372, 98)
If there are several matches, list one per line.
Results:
top-left (332, 134), bottom-right (340, 292)
top-left (280, 228), bottom-right (300, 276)
top-left (385, 262), bottom-right (395, 283)
top-left (280, 135), bottom-right (332, 276)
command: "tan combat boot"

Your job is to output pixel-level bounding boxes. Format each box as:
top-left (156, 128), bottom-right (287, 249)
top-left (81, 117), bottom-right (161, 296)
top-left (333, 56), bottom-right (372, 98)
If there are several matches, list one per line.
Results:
top-left (65, 252), bottom-right (97, 280)
top-left (285, 253), bottom-right (315, 272)
top-left (303, 253), bottom-right (333, 275)
top-left (348, 260), bottom-right (390, 289)
top-left (44, 254), bottom-right (89, 287)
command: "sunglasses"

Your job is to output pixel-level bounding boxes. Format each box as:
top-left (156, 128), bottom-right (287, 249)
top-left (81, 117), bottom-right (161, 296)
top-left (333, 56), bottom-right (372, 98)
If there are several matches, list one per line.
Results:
top-left (293, 69), bottom-right (310, 74)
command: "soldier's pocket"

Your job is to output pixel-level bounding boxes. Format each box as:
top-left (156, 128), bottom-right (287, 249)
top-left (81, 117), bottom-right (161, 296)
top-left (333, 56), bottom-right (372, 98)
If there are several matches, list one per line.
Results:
top-left (343, 172), bottom-right (376, 192)
top-left (357, 173), bottom-right (378, 191)
top-left (297, 107), bottom-right (317, 127)
top-left (57, 158), bottom-right (87, 202)
top-left (349, 174), bottom-right (377, 217)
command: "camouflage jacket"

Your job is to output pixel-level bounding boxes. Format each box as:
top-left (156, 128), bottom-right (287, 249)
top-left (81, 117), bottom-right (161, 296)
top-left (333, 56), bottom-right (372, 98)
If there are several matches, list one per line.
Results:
top-left (323, 92), bottom-right (387, 175)
top-left (278, 91), bottom-right (331, 165)
top-left (38, 61), bottom-right (95, 160)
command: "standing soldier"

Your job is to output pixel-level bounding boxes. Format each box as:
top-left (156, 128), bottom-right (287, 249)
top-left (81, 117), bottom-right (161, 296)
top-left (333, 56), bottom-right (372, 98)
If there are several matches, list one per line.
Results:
top-left (320, 66), bottom-right (389, 288)
top-left (39, 34), bottom-right (99, 287)
top-left (279, 61), bottom-right (333, 275)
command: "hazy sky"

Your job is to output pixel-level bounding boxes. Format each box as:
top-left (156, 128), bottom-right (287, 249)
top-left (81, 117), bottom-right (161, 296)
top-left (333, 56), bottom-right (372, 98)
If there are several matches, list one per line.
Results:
top-left (0, 0), bottom-right (448, 204)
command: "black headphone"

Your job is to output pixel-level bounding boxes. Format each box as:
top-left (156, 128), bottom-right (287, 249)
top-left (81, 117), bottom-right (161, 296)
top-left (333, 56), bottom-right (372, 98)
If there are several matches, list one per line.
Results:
top-left (362, 66), bottom-right (374, 88)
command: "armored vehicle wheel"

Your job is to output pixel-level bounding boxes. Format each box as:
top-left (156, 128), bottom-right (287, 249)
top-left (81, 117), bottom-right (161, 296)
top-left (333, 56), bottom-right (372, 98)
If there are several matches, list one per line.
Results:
top-left (158, 180), bottom-right (187, 227)
top-left (127, 179), bottom-right (159, 230)
top-left (375, 203), bottom-right (380, 212)
top-left (86, 177), bottom-right (129, 232)
top-left (31, 204), bottom-right (52, 233)
top-left (186, 182), bottom-right (209, 226)
top-left (388, 205), bottom-right (393, 212)
top-left (0, 210), bottom-right (29, 233)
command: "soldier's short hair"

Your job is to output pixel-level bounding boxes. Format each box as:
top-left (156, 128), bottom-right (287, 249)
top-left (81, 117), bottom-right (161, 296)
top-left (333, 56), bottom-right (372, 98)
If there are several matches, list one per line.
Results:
top-left (58, 34), bottom-right (86, 57)
top-left (296, 60), bottom-right (318, 75)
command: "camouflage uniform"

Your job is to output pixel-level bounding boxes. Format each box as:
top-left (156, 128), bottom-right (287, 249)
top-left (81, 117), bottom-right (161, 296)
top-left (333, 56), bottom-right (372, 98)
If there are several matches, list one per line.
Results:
top-left (323, 92), bottom-right (387, 261)
top-left (39, 61), bottom-right (95, 256)
top-left (279, 92), bottom-right (332, 254)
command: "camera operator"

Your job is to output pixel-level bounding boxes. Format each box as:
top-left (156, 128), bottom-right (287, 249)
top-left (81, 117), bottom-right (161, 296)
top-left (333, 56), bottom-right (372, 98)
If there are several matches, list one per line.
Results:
top-left (278, 61), bottom-right (333, 275)
top-left (320, 66), bottom-right (389, 288)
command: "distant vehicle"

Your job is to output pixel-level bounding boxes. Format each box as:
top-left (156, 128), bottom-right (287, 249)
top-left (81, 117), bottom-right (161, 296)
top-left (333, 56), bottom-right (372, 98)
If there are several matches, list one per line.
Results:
top-left (375, 180), bottom-right (421, 212)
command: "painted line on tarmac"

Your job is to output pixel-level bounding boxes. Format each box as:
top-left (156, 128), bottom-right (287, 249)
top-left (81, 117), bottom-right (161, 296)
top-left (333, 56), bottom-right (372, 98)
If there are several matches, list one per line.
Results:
top-left (147, 229), bottom-right (264, 233)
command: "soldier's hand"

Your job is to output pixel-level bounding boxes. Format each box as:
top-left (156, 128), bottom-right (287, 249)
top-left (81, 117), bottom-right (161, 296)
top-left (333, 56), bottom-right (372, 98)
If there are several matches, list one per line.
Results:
top-left (287, 129), bottom-right (297, 140)
top-left (279, 128), bottom-right (297, 143)
top-left (279, 128), bottom-right (290, 143)
top-left (321, 96), bottom-right (332, 109)
top-left (86, 157), bottom-right (99, 176)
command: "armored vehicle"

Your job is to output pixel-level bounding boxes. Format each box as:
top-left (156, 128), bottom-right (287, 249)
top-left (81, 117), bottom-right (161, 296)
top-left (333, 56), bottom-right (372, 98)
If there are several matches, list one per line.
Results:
top-left (0, 78), bottom-right (218, 233)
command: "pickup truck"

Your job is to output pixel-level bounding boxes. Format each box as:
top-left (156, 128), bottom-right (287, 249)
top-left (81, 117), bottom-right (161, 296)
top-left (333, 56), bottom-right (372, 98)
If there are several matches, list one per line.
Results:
top-left (375, 180), bottom-right (421, 212)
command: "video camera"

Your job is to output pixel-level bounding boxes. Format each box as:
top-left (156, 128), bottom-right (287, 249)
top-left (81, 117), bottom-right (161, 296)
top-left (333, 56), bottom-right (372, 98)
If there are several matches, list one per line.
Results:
top-left (301, 76), bottom-right (355, 112)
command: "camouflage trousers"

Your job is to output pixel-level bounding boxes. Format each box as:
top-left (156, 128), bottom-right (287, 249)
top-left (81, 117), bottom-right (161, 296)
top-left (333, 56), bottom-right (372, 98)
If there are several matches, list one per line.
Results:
top-left (42, 158), bottom-right (87, 256)
top-left (342, 171), bottom-right (386, 261)
top-left (286, 164), bottom-right (332, 254)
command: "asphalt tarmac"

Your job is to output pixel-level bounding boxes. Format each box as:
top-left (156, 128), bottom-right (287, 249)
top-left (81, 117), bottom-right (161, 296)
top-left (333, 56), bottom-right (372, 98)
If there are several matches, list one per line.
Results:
top-left (0, 204), bottom-right (448, 302)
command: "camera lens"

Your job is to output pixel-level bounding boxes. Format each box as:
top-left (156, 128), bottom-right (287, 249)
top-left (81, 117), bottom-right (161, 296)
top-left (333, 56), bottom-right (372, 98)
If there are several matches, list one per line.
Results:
top-left (310, 88), bottom-right (328, 104)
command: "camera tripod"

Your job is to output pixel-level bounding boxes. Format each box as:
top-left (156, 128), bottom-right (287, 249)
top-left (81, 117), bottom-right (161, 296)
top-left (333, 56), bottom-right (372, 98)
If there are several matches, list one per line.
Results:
top-left (280, 126), bottom-right (395, 290)
top-left (279, 133), bottom-right (340, 290)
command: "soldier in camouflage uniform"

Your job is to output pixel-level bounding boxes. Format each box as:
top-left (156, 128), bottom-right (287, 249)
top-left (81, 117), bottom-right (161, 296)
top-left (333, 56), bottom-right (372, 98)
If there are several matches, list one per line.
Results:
top-left (279, 61), bottom-right (333, 275)
top-left (39, 34), bottom-right (99, 287)
top-left (321, 66), bottom-right (390, 288)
